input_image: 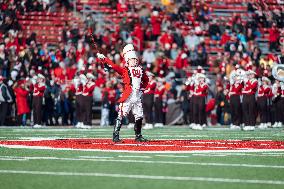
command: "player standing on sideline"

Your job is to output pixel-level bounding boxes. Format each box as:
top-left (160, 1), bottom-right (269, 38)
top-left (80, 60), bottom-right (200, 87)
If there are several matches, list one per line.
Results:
top-left (192, 73), bottom-right (208, 130)
top-left (82, 73), bottom-right (96, 128)
top-left (97, 44), bottom-right (149, 142)
top-left (242, 69), bottom-right (258, 131)
top-left (142, 72), bottom-right (156, 130)
top-left (32, 74), bottom-right (46, 128)
top-left (229, 72), bottom-right (243, 130)
top-left (74, 74), bottom-right (84, 128)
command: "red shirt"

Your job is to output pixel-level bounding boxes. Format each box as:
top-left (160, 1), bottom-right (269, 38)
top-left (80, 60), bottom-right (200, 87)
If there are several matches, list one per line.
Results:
top-left (117, 3), bottom-right (128, 12)
top-left (66, 67), bottom-right (76, 80)
top-left (75, 84), bottom-right (83, 96)
top-left (131, 25), bottom-right (144, 50)
top-left (144, 80), bottom-right (156, 95)
top-left (242, 79), bottom-right (258, 95)
top-left (82, 80), bottom-right (96, 97)
top-left (14, 87), bottom-right (30, 115)
top-left (230, 82), bottom-right (243, 96)
top-left (159, 33), bottom-right (173, 47)
top-left (220, 33), bottom-right (231, 46)
top-left (33, 83), bottom-right (46, 97)
top-left (193, 82), bottom-right (208, 97)
top-left (151, 16), bottom-right (162, 36)
top-left (102, 87), bottom-right (116, 104)
top-left (154, 85), bottom-right (165, 99)
top-left (258, 85), bottom-right (271, 97)
top-left (269, 27), bottom-right (280, 42)
top-left (174, 53), bottom-right (188, 69)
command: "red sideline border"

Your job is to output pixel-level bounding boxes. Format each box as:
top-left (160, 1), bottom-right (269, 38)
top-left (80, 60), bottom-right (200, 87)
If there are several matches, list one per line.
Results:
top-left (1, 139), bottom-right (284, 153)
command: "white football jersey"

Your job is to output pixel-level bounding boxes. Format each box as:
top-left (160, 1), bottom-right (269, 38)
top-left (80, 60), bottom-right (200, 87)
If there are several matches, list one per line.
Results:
top-left (127, 66), bottom-right (143, 90)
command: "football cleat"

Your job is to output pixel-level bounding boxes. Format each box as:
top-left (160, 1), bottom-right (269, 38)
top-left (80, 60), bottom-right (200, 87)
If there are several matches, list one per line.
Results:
top-left (113, 132), bottom-right (122, 143)
top-left (135, 134), bottom-right (148, 142)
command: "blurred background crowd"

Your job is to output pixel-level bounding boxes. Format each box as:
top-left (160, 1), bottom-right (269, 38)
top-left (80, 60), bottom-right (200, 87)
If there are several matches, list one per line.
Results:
top-left (0, 0), bottom-right (284, 127)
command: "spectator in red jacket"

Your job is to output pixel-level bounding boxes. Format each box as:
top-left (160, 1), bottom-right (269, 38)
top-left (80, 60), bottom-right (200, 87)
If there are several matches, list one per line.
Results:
top-left (269, 23), bottom-right (280, 52)
top-left (220, 29), bottom-right (231, 46)
top-left (117, 0), bottom-right (128, 13)
top-left (131, 24), bottom-right (144, 51)
top-left (14, 80), bottom-right (30, 126)
top-left (174, 51), bottom-right (188, 70)
top-left (150, 11), bottom-right (162, 40)
top-left (159, 31), bottom-right (174, 48)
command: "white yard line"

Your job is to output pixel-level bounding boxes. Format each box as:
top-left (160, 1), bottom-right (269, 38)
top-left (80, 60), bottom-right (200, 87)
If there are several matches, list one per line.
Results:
top-left (155, 153), bottom-right (284, 158)
top-left (118, 155), bottom-right (151, 158)
top-left (0, 158), bottom-right (27, 161)
top-left (155, 155), bottom-right (191, 158)
top-left (0, 156), bottom-right (284, 169)
top-left (78, 156), bottom-right (114, 159)
top-left (0, 169), bottom-right (284, 185)
top-left (1, 144), bottom-right (284, 154)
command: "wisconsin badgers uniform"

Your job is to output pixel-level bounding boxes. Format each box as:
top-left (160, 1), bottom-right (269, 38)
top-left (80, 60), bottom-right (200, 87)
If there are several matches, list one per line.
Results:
top-left (82, 79), bottom-right (96, 126)
top-left (75, 83), bottom-right (84, 124)
top-left (143, 79), bottom-right (156, 124)
top-left (257, 84), bottom-right (271, 124)
top-left (32, 82), bottom-right (46, 125)
top-left (104, 58), bottom-right (149, 120)
top-left (192, 81), bottom-right (208, 125)
top-left (98, 44), bottom-right (149, 142)
top-left (229, 81), bottom-right (243, 126)
top-left (154, 83), bottom-right (165, 124)
top-left (242, 78), bottom-right (258, 126)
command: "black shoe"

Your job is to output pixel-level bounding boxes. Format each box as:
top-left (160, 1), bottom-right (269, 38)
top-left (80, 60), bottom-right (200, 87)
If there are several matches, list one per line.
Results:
top-left (135, 134), bottom-right (148, 142)
top-left (113, 132), bottom-right (122, 143)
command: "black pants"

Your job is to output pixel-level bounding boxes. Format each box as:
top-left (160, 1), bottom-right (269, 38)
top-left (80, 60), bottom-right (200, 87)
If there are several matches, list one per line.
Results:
top-left (230, 95), bottom-right (242, 126)
top-left (257, 97), bottom-right (268, 124)
top-left (182, 106), bottom-right (189, 125)
top-left (82, 96), bottom-right (93, 125)
top-left (109, 103), bottom-right (117, 125)
top-left (154, 97), bottom-right (163, 123)
top-left (76, 95), bottom-right (84, 122)
top-left (189, 97), bottom-right (194, 123)
top-left (33, 96), bottom-right (43, 125)
top-left (275, 97), bottom-right (284, 123)
top-left (0, 102), bottom-right (8, 126)
top-left (242, 94), bottom-right (256, 126)
top-left (271, 101), bottom-right (277, 124)
top-left (143, 94), bottom-right (154, 124)
top-left (193, 96), bottom-right (206, 125)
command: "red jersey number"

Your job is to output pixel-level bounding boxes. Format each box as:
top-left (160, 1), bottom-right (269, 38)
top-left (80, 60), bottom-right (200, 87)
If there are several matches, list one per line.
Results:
top-left (132, 69), bottom-right (141, 78)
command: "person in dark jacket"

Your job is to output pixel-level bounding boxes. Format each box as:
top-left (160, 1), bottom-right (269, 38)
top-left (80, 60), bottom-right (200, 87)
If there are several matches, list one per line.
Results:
top-left (0, 76), bottom-right (13, 125)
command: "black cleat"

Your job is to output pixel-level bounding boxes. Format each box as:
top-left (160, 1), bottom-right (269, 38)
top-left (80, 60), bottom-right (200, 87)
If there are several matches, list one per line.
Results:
top-left (113, 132), bottom-right (122, 143)
top-left (135, 134), bottom-right (148, 142)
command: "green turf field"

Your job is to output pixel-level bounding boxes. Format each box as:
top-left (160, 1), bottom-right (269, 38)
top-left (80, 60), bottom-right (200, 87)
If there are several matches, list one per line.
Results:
top-left (0, 127), bottom-right (284, 189)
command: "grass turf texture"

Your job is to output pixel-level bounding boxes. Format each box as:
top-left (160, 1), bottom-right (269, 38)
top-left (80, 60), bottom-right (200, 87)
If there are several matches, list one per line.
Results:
top-left (0, 127), bottom-right (284, 189)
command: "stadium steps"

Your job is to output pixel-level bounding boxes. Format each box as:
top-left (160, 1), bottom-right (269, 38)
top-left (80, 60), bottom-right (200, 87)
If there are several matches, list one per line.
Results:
top-left (208, 1), bottom-right (284, 56)
top-left (17, 11), bottom-right (85, 44)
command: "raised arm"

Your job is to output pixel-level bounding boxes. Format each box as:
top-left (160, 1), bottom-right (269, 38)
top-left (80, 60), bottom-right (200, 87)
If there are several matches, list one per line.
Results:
top-left (97, 53), bottom-right (124, 75)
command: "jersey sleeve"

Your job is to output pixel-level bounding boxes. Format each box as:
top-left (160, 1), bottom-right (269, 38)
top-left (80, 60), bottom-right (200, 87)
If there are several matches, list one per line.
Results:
top-left (104, 58), bottom-right (124, 75)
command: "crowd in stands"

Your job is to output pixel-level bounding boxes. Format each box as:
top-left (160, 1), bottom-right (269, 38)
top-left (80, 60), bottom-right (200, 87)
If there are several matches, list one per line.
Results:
top-left (0, 0), bottom-right (284, 128)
